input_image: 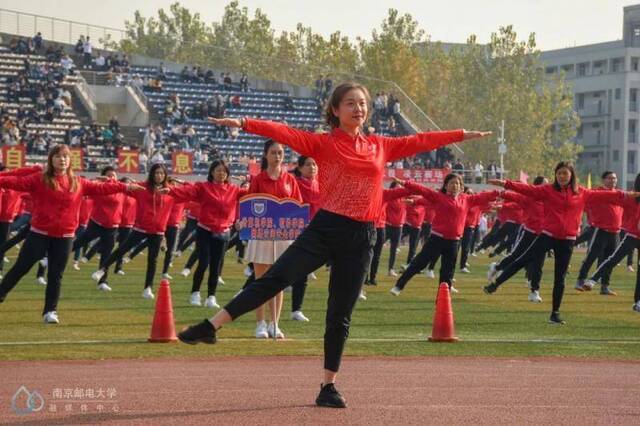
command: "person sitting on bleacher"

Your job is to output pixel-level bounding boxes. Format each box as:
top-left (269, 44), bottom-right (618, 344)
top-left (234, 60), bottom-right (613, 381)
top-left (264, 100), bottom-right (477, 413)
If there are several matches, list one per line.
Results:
top-left (204, 69), bottom-right (216, 85)
top-left (240, 73), bottom-right (249, 92)
top-left (94, 53), bottom-right (106, 71)
top-left (60, 54), bottom-right (75, 76)
top-left (157, 62), bottom-right (167, 81)
top-left (33, 32), bottom-right (43, 51)
top-left (180, 66), bottom-right (190, 82)
top-left (223, 74), bottom-right (233, 90)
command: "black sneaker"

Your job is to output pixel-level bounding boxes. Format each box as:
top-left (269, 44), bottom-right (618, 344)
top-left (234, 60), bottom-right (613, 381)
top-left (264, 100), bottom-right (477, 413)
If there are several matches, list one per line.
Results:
top-left (600, 286), bottom-right (617, 296)
top-left (315, 383), bottom-right (346, 408)
top-left (178, 319), bottom-right (216, 344)
top-left (366, 278), bottom-right (378, 286)
top-left (483, 283), bottom-right (498, 294)
top-left (549, 312), bottom-right (565, 325)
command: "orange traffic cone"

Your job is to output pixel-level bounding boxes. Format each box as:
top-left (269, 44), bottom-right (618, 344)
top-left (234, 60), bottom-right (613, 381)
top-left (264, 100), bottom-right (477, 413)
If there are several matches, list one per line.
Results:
top-left (428, 282), bottom-right (458, 342)
top-left (149, 279), bottom-right (177, 343)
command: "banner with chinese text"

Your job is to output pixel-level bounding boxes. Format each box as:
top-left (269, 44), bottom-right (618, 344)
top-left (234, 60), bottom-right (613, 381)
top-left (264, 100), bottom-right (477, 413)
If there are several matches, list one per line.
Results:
top-left (239, 194), bottom-right (309, 241)
top-left (171, 151), bottom-right (193, 175)
top-left (1, 145), bottom-right (26, 169)
top-left (386, 168), bottom-right (450, 184)
top-left (69, 148), bottom-right (84, 171)
top-left (117, 149), bottom-right (139, 173)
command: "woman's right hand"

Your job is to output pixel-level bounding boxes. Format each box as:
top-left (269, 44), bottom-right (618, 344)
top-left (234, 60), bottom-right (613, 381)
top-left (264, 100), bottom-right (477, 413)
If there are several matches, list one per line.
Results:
top-left (207, 117), bottom-right (242, 127)
top-left (392, 177), bottom-right (405, 186)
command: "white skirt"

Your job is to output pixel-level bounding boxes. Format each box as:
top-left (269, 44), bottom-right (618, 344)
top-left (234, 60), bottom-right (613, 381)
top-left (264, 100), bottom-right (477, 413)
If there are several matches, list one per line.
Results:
top-left (245, 240), bottom-right (294, 265)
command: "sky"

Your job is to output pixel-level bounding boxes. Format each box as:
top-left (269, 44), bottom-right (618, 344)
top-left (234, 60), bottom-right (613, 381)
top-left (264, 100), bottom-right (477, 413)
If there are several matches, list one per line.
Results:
top-left (1, 0), bottom-right (639, 51)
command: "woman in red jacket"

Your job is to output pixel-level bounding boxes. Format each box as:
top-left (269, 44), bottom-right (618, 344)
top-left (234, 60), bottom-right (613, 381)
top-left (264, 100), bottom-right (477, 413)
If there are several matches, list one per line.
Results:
top-left (71, 196), bottom-right (94, 270)
top-left (384, 181), bottom-right (407, 277)
top-left (486, 162), bottom-right (639, 324)
top-left (176, 200), bottom-right (201, 256)
top-left (162, 160), bottom-right (247, 309)
top-left (92, 163), bottom-right (174, 300)
top-left (459, 188), bottom-right (488, 274)
top-left (178, 82), bottom-right (489, 408)
top-left (0, 145), bottom-right (139, 323)
top-left (390, 175), bottom-right (500, 295)
top-left (403, 196), bottom-right (427, 268)
top-left (114, 177), bottom-right (137, 275)
top-left (289, 155), bottom-right (319, 322)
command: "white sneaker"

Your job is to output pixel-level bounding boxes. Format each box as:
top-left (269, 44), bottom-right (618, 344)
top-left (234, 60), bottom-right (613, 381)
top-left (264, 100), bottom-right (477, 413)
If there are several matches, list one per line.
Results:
top-left (390, 286), bottom-right (402, 296)
top-left (122, 256), bottom-right (131, 264)
top-left (471, 253), bottom-right (478, 257)
top-left (190, 291), bottom-right (202, 306)
top-left (116, 270), bottom-right (126, 275)
top-left (80, 256), bottom-right (89, 263)
top-left (97, 283), bottom-right (112, 292)
top-left (217, 276), bottom-right (225, 286)
top-left (487, 262), bottom-right (498, 281)
top-left (450, 286), bottom-right (459, 294)
top-left (243, 266), bottom-right (253, 277)
top-left (461, 267), bottom-right (471, 274)
top-left (40, 258), bottom-right (48, 267)
top-left (3, 256), bottom-right (9, 263)
top-left (291, 310), bottom-right (310, 322)
top-left (162, 273), bottom-right (172, 280)
top-left (426, 270), bottom-right (435, 279)
top-left (43, 311), bottom-right (59, 324)
top-left (174, 250), bottom-right (182, 258)
top-left (255, 320), bottom-right (269, 339)
top-left (142, 287), bottom-right (154, 300)
top-left (36, 276), bottom-right (47, 286)
top-left (267, 322), bottom-right (285, 339)
top-left (204, 295), bottom-right (219, 308)
top-left (583, 279), bottom-right (597, 290)
top-left (358, 290), bottom-right (367, 301)
top-left (91, 269), bottom-right (105, 282)
top-left (308, 272), bottom-right (317, 280)
top-left (180, 268), bottom-right (190, 278)
top-left (528, 290), bottom-right (542, 303)
top-left (72, 261), bottom-right (80, 271)
top-left (388, 269), bottom-right (398, 277)
top-left (627, 265), bottom-right (635, 273)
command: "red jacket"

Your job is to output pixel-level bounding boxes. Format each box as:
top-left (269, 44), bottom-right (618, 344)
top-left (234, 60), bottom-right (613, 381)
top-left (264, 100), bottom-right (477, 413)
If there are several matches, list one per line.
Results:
top-left (296, 175), bottom-right (321, 219)
top-left (0, 189), bottom-right (22, 222)
top-left (0, 172), bottom-right (127, 238)
top-left (129, 183), bottom-right (175, 235)
top-left (249, 169), bottom-right (303, 202)
top-left (244, 118), bottom-right (464, 222)
top-left (186, 201), bottom-right (201, 219)
top-left (167, 201), bottom-right (186, 227)
top-left (376, 187), bottom-right (412, 228)
top-left (405, 199), bottom-right (426, 228)
top-left (120, 195), bottom-right (137, 228)
top-left (501, 191), bottom-right (544, 234)
top-left (587, 187), bottom-right (623, 233)
top-left (169, 181), bottom-right (248, 233)
top-left (79, 197), bottom-right (94, 226)
top-left (385, 197), bottom-right (407, 227)
top-left (497, 201), bottom-right (524, 224)
top-left (19, 193), bottom-right (33, 215)
top-left (504, 180), bottom-right (626, 240)
top-left (89, 192), bottom-right (125, 228)
top-left (420, 198), bottom-right (436, 224)
top-left (405, 181), bottom-right (499, 240)
top-left (465, 203), bottom-right (486, 228)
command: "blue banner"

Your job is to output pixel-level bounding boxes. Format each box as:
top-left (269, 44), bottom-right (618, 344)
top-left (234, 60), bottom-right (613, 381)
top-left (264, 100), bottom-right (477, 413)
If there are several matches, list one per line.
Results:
top-left (239, 194), bottom-right (310, 241)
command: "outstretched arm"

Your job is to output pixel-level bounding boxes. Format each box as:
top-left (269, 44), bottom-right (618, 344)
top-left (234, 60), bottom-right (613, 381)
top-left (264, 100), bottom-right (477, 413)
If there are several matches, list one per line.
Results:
top-left (382, 130), bottom-right (491, 162)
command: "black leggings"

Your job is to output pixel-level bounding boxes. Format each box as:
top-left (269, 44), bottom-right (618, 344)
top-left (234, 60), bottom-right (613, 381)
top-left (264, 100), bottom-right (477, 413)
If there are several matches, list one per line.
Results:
top-left (459, 226), bottom-right (476, 269)
top-left (72, 220), bottom-right (118, 284)
top-left (395, 234), bottom-right (460, 290)
top-left (496, 229), bottom-right (541, 289)
top-left (191, 227), bottom-right (229, 296)
top-left (492, 222), bottom-right (521, 255)
top-left (102, 230), bottom-right (163, 288)
top-left (177, 217), bottom-right (198, 251)
top-left (405, 225), bottom-right (421, 265)
top-left (495, 234), bottom-right (573, 312)
top-left (127, 226), bottom-right (179, 274)
top-left (575, 226), bottom-right (594, 245)
top-left (0, 223), bottom-right (30, 257)
top-left (93, 227), bottom-right (133, 272)
top-left (225, 210), bottom-right (375, 373)
top-left (0, 231), bottom-right (72, 314)
top-left (578, 228), bottom-right (618, 285)
top-left (72, 225), bottom-right (90, 261)
top-left (591, 233), bottom-right (639, 283)
top-left (620, 230), bottom-right (636, 266)
top-left (367, 227), bottom-right (385, 282)
top-left (385, 225), bottom-right (402, 271)
top-left (477, 220), bottom-right (502, 250)
top-left (0, 221), bottom-right (12, 271)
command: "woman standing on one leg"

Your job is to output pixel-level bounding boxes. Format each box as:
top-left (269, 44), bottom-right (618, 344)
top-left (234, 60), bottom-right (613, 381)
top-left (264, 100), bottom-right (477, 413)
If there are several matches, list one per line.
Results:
top-left (71, 196), bottom-right (93, 270)
top-left (92, 163), bottom-right (175, 300)
top-left (178, 81), bottom-right (490, 408)
top-left (385, 181), bottom-right (406, 277)
top-left (485, 162), bottom-right (639, 324)
top-left (0, 145), bottom-right (140, 323)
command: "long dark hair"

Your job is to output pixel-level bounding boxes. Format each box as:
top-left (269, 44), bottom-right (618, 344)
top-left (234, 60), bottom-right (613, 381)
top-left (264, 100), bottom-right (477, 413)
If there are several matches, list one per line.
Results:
top-left (100, 165), bottom-right (116, 176)
top-left (551, 161), bottom-right (577, 194)
top-left (260, 139), bottom-right (280, 171)
top-left (147, 163), bottom-right (168, 190)
top-left (533, 175), bottom-right (546, 185)
top-left (440, 173), bottom-right (463, 194)
top-left (208, 159), bottom-right (230, 183)
top-left (293, 155), bottom-right (308, 177)
top-left (325, 82), bottom-right (371, 128)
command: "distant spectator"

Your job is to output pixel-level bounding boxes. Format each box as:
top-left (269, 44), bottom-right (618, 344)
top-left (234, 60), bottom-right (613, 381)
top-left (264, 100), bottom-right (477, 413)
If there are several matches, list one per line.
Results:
top-left (33, 32), bottom-right (43, 51)
top-left (240, 73), bottom-right (249, 92)
top-left (283, 96), bottom-right (295, 111)
top-left (94, 53), bottom-right (106, 71)
top-left (223, 73), bottom-right (232, 90)
top-left (324, 77), bottom-right (333, 98)
top-left (315, 75), bottom-right (324, 97)
top-left (151, 150), bottom-right (165, 165)
top-left (108, 116), bottom-right (120, 133)
top-left (60, 54), bottom-right (75, 75)
top-left (83, 37), bottom-right (92, 68)
top-left (157, 62), bottom-right (167, 81)
top-left (488, 161), bottom-right (497, 179)
top-left (139, 151), bottom-right (149, 173)
top-left (452, 159), bottom-right (464, 175)
top-left (474, 161), bottom-right (484, 183)
top-left (74, 36), bottom-right (85, 54)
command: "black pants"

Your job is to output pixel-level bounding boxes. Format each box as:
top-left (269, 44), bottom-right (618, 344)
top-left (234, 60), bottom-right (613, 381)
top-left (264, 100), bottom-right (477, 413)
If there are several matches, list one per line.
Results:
top-left (619, 230), bottom-right (635, 267)
top-left (495, 234), bottom-right (574, 313)
top-left (72, 220), bottom-right (118, 284)
top-left (496, 229), bottom-right (541, 288)
top-left (578, 228), bottom-right (618, 286)
top-left (459, 226), bottom-right (476, 269)
top-left (98, 227), bottom-right (133, 272)
top-left (405, 226), bottom-right (421, 265)
top-left (0, 223), bottom-right (30, 257)
top-left (575, 226), bottom-right (594, 245)
top-left (10, 213), bottom-right (30, 232)
top-left (470, 227), bottom-right (480, 254)
top-left (191, 227), bottom-right (229, 296)
top-left (224, 210), bottom-right (375, 373)
top-left (385, 225), bottom-right (402, 271)
top-left (0, 231), bottom-right (73, 314)
top-left (162, 225), bottom-right (179, 274)
top-left (592, 233), bottom-right (639, 283)
top-left (177, 218), bottom-right (198, 252)
top-left (477, 220), bottom-right (502, 250)
top-left (184, 248), bottom-right (199, 270)
top-left (396, 235), bottom-right (460, 290)
top-left (0, 221), bottom-right (11, 272)
top-left (420, 222), bottom-right (432, 246)
top-left (72, 225), bottom-right (90, 261)
top-left (102, 230), bottom-right (163, 288)
top-left (368, 227), bottom-right (385, 282)
top-left (492, 222), bottom-right (521, 255)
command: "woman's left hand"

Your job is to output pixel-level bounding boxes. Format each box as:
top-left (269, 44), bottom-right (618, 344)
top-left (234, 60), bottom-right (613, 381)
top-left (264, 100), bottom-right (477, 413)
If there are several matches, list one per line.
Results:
top-left (463, 130), bottom-right (492, 140)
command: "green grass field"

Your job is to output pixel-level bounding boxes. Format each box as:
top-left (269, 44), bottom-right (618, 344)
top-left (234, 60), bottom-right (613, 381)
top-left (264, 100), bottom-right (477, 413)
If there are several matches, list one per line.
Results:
top-left (0, 244), bottom-right (639, 361)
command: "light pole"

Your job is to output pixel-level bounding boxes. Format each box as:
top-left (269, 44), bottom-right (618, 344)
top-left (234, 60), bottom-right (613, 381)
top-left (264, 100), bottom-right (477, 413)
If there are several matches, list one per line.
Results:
top-left (498, 120), bottom-right (507, 178)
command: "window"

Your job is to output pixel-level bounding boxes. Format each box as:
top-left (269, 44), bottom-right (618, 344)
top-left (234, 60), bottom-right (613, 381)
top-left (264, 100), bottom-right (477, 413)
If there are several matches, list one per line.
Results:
top-left (593, 60), bottom-right (606, 74)
top-left (578, 62), bottom-right (588, 77)
top-left (628, 151), bottom-right (636, 174)
top-left (561, 64), bottom-right (574, 74)
top-left (629, 119), bottom-right (636, 134)
top-left (615, 88), bottom-right (621, 100)
top-left (597, 130), bottom-right (602, 144)
top-left (577, 93), bottom-right (585, 109)
top-left (612, 58), bottom-right (623, 72)
top-left (614, 150), bottom-right (619, 162)
top-left (545, 66), bottom-right (556, 74)
top-left (633, 57), bottom-right (639, 72)
top-left (615, 119), bottom-right (621, 131)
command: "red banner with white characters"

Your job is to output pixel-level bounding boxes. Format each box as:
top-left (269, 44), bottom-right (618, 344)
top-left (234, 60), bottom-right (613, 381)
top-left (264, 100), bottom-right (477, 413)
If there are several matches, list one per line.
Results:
top-left (386, 168), bottom-right (450, 184)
